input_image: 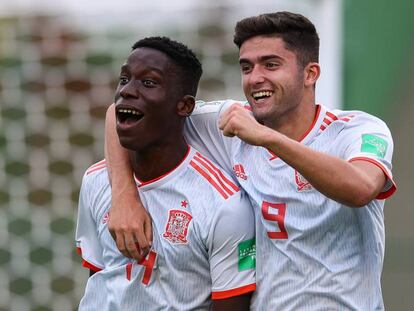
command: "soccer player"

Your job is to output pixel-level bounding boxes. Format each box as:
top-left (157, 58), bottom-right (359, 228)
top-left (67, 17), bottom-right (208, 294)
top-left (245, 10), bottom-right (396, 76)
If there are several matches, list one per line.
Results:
top-left (76, 37), bottom-right (255, 310)
top-left (105, 13), bottom-right (396, 310)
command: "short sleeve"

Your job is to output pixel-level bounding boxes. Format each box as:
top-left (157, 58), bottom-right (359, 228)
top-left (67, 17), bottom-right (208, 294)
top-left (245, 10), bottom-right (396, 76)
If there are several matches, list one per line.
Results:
top-left (75, 174), bottom-right (105, 272)
top-left (184, 100), bottom-right (246, 174)
top-left (339, 113), bottom-right (396, 199)
top-left (207, 190), bottom-right (256, 300)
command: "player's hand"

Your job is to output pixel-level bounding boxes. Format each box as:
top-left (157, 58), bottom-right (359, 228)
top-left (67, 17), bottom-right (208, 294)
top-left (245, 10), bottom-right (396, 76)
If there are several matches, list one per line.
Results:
top-left (219, 103), bottom-right (273, 146)
top-left (108, 191), bottom-right (153, 262)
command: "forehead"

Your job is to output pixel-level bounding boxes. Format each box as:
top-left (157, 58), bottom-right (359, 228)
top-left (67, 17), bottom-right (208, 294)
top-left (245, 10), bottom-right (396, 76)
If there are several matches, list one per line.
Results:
top-left (124, 47), bottom-right (176, 74)
top-left (239, 35), bottom-right (296, 62)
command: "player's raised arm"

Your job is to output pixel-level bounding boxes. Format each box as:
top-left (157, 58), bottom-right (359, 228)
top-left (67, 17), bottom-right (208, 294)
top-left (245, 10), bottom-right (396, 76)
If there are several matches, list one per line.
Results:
top-left (105, 103), bottom-right (152, 260)
top-left (219, 104), bottom-right (393, 207)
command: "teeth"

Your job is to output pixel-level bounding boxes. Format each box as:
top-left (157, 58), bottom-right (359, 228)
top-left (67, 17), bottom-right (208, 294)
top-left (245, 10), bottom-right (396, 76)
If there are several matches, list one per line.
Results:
top-left (118, 108), bottom-right (141, 115)
top-left (252, 91), bottom-right (273, 99)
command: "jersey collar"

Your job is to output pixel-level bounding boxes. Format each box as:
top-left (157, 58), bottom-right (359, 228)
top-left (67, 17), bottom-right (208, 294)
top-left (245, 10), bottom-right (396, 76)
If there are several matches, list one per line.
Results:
top-left (134, 145), bottom-right (194, 191)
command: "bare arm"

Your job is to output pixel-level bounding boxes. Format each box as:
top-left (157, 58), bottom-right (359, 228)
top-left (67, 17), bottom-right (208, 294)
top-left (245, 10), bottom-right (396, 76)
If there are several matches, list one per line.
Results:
top-left (219, 104), bottom-right (386, 207)
top-left (212, 293), bottom-right (252, 311)
top-left (105, 103), bottom-right (152, 260)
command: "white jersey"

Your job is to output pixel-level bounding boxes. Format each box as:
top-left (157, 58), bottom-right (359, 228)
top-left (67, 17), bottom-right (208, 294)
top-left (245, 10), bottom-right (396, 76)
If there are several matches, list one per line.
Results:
top-left (76, 146), bottom-right (256, 311)
top-left (184, 100), bottom-right (396, 311)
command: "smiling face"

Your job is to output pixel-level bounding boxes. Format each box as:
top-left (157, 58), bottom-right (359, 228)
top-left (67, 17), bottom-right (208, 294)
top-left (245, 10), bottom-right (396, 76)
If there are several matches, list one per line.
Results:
top-left (239, 35), bottom-right (307, 127)
top-left (114, 47), bottom-right (184, 151)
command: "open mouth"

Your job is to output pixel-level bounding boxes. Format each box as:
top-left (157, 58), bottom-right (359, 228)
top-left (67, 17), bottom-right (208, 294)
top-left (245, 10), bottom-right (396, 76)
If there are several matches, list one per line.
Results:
top-left (116, 107), bottom-right (144, 125)
top-left (252, 91), bottom-right (274, 101)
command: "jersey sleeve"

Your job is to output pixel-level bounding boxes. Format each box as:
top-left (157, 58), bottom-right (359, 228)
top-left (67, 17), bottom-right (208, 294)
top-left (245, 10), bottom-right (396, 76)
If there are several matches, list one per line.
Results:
top-left (75, 173), bottom-right (105, 272)
top-left (184, 99), bottom-right (247, 174)
top-left (339, 113), bottom-right (396, 199)
top-left (207, 190), bottom-right (256, 300)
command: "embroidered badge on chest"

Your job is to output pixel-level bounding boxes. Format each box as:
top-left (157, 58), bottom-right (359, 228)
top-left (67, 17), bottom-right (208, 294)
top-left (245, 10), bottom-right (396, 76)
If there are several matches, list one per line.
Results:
top-left (163, 210), bottom-right (193, 244)
top-left (294, 170), bottom-right (313, 191)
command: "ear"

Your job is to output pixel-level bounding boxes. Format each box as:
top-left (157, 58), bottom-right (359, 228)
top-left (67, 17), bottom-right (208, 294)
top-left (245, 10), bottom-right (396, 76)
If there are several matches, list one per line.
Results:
top-left (304, 62), bottom-right (320, 87)
top-left (177, 95), bottom-right (195, 117)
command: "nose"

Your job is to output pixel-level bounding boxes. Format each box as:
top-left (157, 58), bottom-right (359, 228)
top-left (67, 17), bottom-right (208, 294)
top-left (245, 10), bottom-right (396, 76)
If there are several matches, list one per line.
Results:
top-left (119, 81), bottom-right (138, 99)
top-left (249, 65), bottom-right (265, 85)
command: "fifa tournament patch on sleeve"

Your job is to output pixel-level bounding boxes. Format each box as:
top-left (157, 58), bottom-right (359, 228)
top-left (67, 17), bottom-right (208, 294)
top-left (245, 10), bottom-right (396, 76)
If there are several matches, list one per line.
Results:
top-left (361, 134), bottom-right (388, 158)
top-left (238, 238), bottom-right (256, 271)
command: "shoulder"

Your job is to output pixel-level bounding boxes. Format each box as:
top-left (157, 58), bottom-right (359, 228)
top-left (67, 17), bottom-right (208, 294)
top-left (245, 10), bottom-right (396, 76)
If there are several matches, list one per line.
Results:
top-left (321, 106), bottom-right (391, 134)
top-left (191, 99), bottom-right (248, 116)
top-left (80, 159), bottom-right (111, 200)
top-left (187, 149), bottom-right (240, 202)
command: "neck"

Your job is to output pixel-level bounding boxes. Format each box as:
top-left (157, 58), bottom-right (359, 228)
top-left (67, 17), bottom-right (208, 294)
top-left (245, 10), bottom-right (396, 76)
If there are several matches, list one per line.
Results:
top-left (131, 136), bottom-right (189, 183)
top-left (265, 94), bottom-right (317, 141)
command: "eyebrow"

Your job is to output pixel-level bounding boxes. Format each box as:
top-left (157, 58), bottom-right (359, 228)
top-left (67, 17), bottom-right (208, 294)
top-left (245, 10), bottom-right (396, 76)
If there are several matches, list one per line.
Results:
top-left (239, 54), bottom-right (284, 65)
top-left (120, 64), bottom-right (164, 76)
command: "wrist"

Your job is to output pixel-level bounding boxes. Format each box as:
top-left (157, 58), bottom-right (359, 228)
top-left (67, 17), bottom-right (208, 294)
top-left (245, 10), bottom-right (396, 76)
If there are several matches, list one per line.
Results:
top-left (260, 127), bottom-right (281, 148)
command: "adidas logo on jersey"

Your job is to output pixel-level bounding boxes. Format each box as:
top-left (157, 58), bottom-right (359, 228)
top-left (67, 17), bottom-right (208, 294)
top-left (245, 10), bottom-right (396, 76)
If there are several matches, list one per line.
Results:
top-left (233, 164), bottom-right (248, 180)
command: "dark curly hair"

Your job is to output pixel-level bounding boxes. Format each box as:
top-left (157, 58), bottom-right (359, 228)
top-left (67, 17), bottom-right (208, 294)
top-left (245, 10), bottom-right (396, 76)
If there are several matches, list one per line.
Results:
top-left (234, 12), bottom-right (319, 67)
top-left (132, 36), bottom-right (202, 96)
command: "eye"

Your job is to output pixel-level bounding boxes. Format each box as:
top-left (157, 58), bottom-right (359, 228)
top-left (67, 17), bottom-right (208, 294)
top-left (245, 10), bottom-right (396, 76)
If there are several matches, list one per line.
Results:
top-left (266, 62), bottom-right (279, 69)
top-left (142, 79), bottom-right (156, 87)
top-left (119, 75), bottom-right (129, 85)
top-left (240, 64), bottom-right (252, 74)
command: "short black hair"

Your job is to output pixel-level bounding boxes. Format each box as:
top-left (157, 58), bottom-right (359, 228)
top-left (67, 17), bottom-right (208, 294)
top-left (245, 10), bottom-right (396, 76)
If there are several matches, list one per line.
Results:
top-left (234, 12), bottom-right (319, 67)
top-left (132, 36), bottom-right (202, 96)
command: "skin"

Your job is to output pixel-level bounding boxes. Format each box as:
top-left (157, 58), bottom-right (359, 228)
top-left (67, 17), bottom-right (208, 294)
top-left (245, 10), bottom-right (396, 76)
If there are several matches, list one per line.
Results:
top-left (219, 36), bottom-right (386, 206)
top-left (104, 47), bottom-right (251, 310)
top-left (105, 35), bottom-right (387, 263)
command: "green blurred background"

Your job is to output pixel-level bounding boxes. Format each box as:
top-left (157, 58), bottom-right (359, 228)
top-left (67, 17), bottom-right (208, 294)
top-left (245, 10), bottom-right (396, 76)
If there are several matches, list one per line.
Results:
top-left (0, 0), bottom-right (413, 310)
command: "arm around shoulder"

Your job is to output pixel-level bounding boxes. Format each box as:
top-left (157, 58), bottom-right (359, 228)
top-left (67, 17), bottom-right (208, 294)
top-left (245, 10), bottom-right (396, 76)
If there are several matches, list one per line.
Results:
top-left (104, 103), bottom-right (153, 260)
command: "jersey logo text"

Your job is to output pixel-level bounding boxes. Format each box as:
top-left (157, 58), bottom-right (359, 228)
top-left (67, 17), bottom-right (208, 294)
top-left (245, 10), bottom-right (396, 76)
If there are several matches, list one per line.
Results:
top-left (163, 210), bottom-right (193, 244)
top-left (295, 170), bottom-right (312, 191)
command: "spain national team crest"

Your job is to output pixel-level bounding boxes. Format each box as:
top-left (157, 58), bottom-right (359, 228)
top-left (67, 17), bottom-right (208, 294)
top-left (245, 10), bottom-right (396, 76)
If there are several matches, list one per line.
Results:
top-left (163, 209), bottom-right (193, 244)
top-left (295, 170), bottom-right (313, 191)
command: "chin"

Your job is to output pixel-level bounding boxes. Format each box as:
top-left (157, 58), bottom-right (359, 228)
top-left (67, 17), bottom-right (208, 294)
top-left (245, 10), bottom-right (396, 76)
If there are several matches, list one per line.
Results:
top-left (118, 136), bottom-right (138, 151)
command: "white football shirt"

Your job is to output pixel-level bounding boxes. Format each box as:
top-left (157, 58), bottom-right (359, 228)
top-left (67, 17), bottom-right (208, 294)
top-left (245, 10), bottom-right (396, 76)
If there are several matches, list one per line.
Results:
top-left (184, 100), bottom-right (396, 311)
top-left (76, 146), bottom-right (256, 311)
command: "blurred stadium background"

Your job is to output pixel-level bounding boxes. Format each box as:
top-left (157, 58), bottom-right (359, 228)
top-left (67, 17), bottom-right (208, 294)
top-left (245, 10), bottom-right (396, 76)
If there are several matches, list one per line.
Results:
top-left (0, 0), bottom-right (413, 310)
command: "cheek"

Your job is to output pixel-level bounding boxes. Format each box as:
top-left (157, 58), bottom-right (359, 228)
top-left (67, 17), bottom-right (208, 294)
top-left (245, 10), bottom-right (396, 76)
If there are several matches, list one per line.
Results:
top-left (114, 87), bottom-right (121, 102)
top-left (241, 76), bottom-right (250, 92)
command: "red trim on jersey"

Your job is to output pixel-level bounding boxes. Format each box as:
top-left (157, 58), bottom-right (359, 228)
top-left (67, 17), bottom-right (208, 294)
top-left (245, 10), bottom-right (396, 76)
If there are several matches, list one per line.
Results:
top-left (126, 262), bottom-right (133, 281)
top-left (190, 161), bottom-right (229, 199)
top-left (349, 157), bottom-right (396, 200)
top-left (82, 260), bottom-right (103, 272)
top-left (86, 160), bottom-right (107, 175)
top-left (89, 159), bottom-right (106, 168)
top-left (194, 152), bottom-right (239, 193)
top-left (323, 117), bottom-right (332, 125)
top-left (76, 247), bottom-right (103, 272)
top-left (268, 105), bottom-right (321, 161)
top-left (319, 112), bottom-right (354, 132)
top-left (211, 283), bottom-right (256, 300)
top-left (325, 111), bottom-right (338, 121)
top-left (136, 145), bottom-right (191, 187)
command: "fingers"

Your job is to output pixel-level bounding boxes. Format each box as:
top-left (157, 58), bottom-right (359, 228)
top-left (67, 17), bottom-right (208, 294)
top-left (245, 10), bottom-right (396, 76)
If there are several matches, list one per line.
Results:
top-left (144, 215), bottom-right (153, 250)
top-left (124, 231), bottom-right (145, 262)
top-left (219, 103), bottom-right (245, 136)
top-left (114, 231), bottom-right (133, 259)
